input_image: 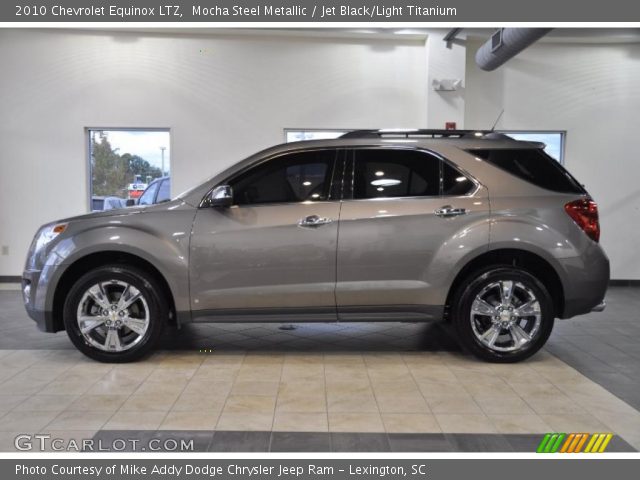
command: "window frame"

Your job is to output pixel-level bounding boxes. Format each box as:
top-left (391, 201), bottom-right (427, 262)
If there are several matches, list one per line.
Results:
top-left (343, 146), bottom-right (480, 202)
top-left (85, 127), bottom-right (171, 212)
top-left (203, 147), bottom-right (342, 208)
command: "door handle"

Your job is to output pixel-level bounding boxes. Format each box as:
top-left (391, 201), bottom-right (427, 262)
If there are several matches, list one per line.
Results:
top-left (298, 215), bottom-right (334, 228)
top-left (435, 205), bottom-right (467, 217)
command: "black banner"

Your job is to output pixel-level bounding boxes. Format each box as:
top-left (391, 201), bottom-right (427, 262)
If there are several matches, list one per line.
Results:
top-left (5, 459), bottom-right (640, 480)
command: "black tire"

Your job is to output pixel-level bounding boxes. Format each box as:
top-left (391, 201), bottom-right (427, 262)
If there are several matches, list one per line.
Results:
top-left (451, 266), bottom-right (554, 363)
top-left (63, 265), bottom-right (167, 363)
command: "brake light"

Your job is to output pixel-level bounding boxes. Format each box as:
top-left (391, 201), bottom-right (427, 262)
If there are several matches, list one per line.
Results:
top-left (565, 199), bottom-right (600, 242)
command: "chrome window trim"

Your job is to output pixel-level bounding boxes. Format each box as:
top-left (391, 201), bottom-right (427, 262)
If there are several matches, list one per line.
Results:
top-left (345, 145), bottom-right (482, 201)
top-left (198, 144), bottom-right (482, 208)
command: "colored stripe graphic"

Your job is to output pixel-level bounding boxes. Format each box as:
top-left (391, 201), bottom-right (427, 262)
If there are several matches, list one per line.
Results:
top-left (560, 433), bottom-right (574, 453)
top-left (537, 433), bottom-right (552, 453)
top-left (537, 433), bottom-right (566, 453)
top-left (584, 433), bottom-right (614, 453)
top-left (574, 433), bottom-right (589, 453)
top-left (550, 433), bottom-right (565, 453)
top-left (538, 433), bottom-right (614, 453)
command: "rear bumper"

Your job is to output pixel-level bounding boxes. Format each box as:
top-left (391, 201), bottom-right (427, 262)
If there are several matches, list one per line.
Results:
top-left (558, 244), bottom-right (610, 319)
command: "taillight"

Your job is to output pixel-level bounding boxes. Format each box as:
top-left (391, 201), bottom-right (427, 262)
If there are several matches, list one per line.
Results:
top-left (565, 199), bottom-right (600, 242)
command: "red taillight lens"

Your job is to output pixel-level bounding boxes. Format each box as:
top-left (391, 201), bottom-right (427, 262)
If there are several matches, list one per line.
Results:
top-left (565, 199), bottom-right (600, 242)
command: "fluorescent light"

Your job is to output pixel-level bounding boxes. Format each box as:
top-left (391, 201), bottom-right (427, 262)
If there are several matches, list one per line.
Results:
top-left (371, 179), bottom-right (401, 187)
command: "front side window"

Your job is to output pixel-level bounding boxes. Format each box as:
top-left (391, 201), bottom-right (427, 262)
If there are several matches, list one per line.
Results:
top-left (353, 149), bottom-right (441, 199)
top-left (230, 150), bottom-right (336, 206)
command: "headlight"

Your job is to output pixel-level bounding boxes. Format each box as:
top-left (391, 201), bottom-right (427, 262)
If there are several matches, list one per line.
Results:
top-left (33, 223), bottom-right (68, 253)
top-left (27, 223), bottom-right (68, 270)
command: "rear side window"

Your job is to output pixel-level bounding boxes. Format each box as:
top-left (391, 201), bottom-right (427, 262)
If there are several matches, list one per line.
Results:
top-left (442, 162), bottom-right (475, 196)
top-left (352, 149), bottom-right (475, 199)
top-left (353, 149), bottom-right (440, 199)
top-left (469, 148), bottom-right (585, 194)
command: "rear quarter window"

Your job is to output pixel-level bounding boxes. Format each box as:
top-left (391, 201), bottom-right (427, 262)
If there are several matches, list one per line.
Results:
top-left (468, 148), bottom-right (585, 194)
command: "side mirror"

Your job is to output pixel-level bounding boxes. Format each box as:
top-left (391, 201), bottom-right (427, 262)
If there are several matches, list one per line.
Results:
top-left (206, 185), bottom-right (233, 208)
top-left (125, 199), bottom-right (137, 207)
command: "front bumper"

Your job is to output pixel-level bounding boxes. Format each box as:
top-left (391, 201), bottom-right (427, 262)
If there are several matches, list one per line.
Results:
top-left (22, 269), bottom-right (58, 332)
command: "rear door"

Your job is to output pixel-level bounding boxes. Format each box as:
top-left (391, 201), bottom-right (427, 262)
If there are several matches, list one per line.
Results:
top-left (336, 147), bottom-right (488, 320)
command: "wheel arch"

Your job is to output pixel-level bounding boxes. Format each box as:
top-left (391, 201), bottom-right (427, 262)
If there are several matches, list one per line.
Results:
top-left (445, 248), bottom-right (564, 319)
top-left (51, 251), bottom-right (178, 332)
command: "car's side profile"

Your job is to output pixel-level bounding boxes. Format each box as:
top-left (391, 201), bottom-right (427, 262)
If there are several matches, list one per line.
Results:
top-left (22, 130), bottom-right (609, 363)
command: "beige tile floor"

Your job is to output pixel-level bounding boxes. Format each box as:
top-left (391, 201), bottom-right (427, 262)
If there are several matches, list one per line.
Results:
top-left (0, 348), bottom-right (639, 451)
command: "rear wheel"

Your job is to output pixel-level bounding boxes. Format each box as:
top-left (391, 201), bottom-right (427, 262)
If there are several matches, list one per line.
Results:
top-left (451, 266), bottom-right (554, 363)
top-left (63, 265), bottom-right (166, 362)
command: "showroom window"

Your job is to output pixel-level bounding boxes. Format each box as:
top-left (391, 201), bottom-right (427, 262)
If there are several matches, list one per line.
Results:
top-left (230, 150), bottom-right (336, 205)
top-left (87, 129), bottom-right (171, 211)
top-left (284, 129), bottom-right (349, 143)
top-left (285, 129), bottom-right (565, 163)
top-left (352, 149), bottom-right (442, 199)
top-left (500, 131), bottom-right (565, 163)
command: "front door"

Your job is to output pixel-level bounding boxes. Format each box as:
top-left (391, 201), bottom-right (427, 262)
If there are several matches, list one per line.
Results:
top-left (189, 149), bottom-right (341, 321)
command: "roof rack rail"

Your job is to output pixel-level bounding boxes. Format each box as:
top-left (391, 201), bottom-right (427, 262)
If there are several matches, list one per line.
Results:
top-left (340, 129), bottom-right (510, 140)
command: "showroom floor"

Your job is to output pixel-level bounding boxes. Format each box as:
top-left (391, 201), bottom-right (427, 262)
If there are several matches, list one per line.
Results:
top-left (0, 286), bottom-right (638, 452)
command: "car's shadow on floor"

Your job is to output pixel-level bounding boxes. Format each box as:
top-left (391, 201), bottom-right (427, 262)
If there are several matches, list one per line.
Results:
top-left (157, 321), bottom-right (462, 353)
top-left (0, 291), bottom-right (461, 353)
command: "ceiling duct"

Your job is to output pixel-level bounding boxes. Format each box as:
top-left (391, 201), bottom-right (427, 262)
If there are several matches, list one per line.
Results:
top-left (475, 28), bottom-right (552, 71)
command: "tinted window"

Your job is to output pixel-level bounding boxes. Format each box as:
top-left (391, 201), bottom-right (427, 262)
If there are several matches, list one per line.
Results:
top-left (156, 179), bottom-right (171, 203)
top-left (470, 148), bottom-right (585, 194)
top-left (231, 150), bottom-right (335, 205)
top-left (138, 181), bottom-right (159, 205)
top-left (353, 149), bottom-right (440, 199)
top-left (442, 162), bottom-right (475, 196)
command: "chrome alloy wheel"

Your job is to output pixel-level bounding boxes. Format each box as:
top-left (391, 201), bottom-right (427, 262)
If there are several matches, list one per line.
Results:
top-left (76, 280), bottom-right (150, 352)
top-left (469, 280), bottom-right (542, 353)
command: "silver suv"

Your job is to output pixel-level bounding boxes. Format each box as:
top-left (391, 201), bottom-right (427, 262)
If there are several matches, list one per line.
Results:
top-left (22, 130), bottom-right (609, 363)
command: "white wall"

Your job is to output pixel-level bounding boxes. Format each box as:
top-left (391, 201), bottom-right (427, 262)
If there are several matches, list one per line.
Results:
top-left (0, 29), bottom-right (427, 276)
top-left (465, 39), bottom-right (640, 279)
top-left (3, 29), bottom-right (638, 280)
top-left (425, 30), bottom-right (466, 129)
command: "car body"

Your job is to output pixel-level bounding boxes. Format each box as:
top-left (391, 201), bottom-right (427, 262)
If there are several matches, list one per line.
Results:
top-left (23, 130), bottom-right (609, 362)
top-left (125, 176), bottom-right (171, 207)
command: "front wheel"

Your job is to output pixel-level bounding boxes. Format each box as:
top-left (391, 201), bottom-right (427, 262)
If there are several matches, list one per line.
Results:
top-left (451, 267), bottom-right (555, 363)
top-left (63, 265), bottom-right (167, 363)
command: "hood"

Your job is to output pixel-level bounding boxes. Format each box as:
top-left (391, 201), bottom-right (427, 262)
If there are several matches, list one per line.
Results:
top-left (53, 198), bottom-right (189, 224)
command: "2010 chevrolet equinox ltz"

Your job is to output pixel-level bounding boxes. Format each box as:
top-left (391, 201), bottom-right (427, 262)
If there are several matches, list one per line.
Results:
top-left (23, 130), bottom-right (609, 362)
